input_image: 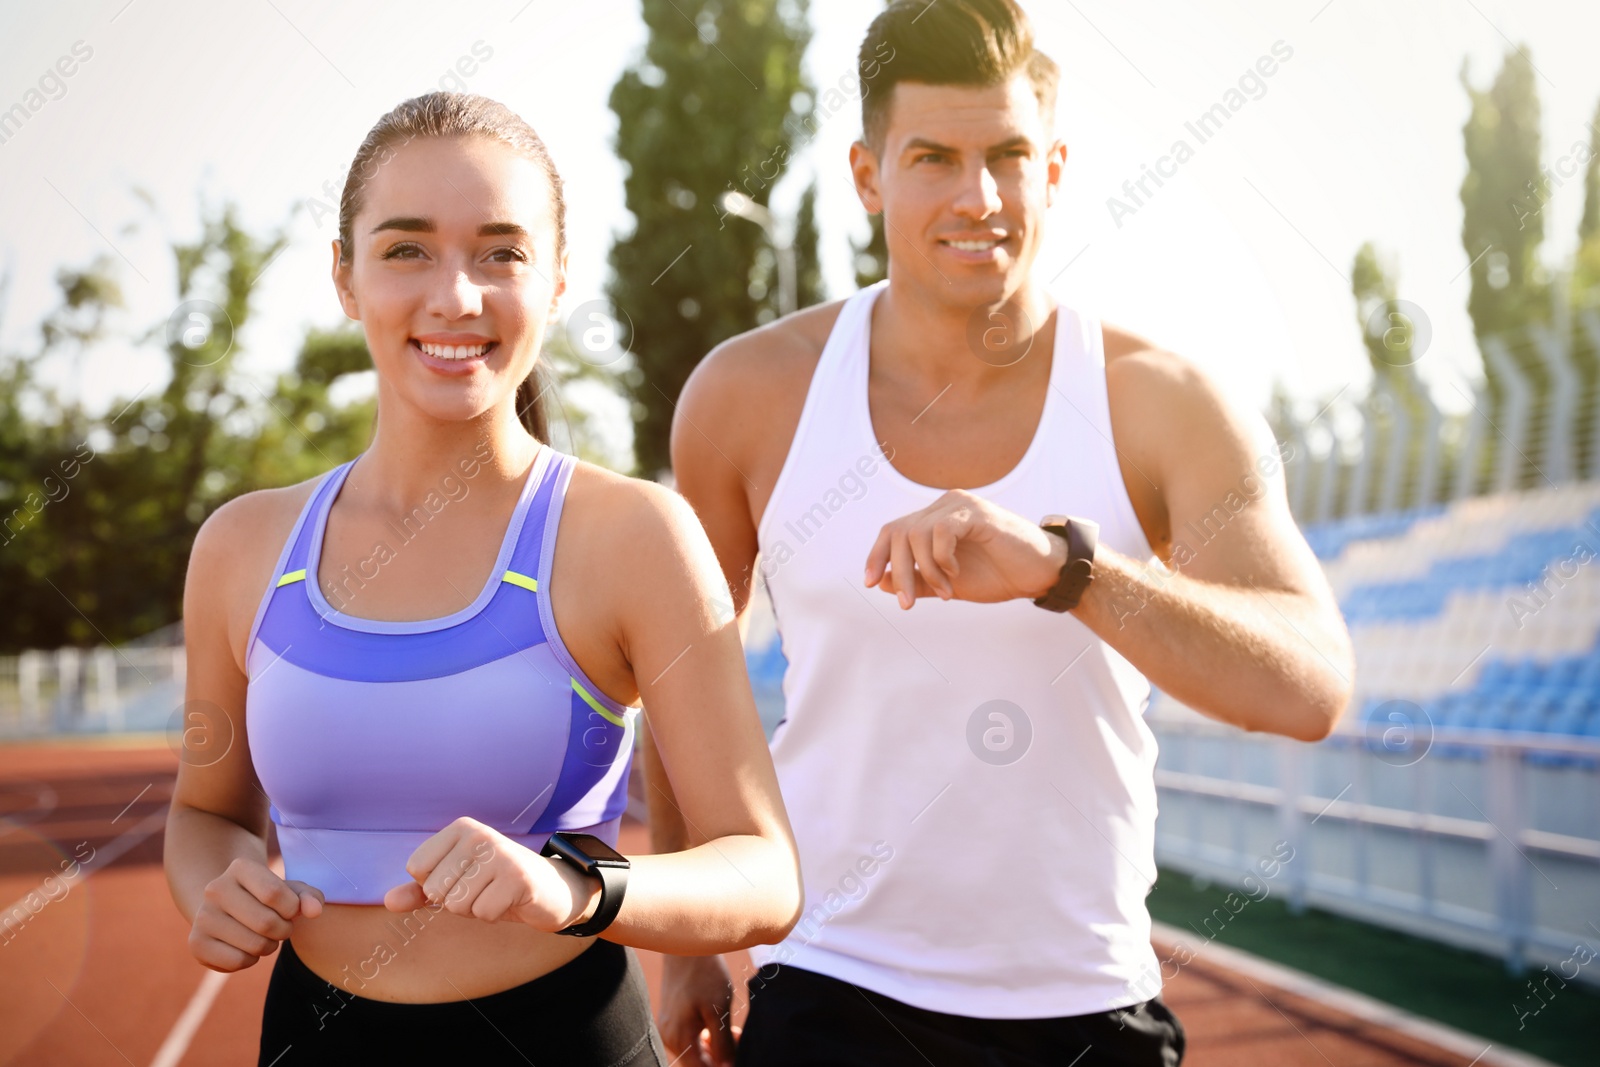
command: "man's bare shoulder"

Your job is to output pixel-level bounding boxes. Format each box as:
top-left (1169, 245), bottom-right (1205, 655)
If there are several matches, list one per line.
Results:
top-left (1101, 322), bottom-right (1215, 418)
top-left (681, 299), bottom-right (846, 412)
top-left (1101, 320), bottom-right (1277, 485)
top-left (1103, 323), bottom-right (1271, 444)
top-left (671, 299), bottom-right (850, 516)
top-left (1100, 324), bottom-right (1269, 550)
top-left (1104, 322), bottom-right (1183, 372)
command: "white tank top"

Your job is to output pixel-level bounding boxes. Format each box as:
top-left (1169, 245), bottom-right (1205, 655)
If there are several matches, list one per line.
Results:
top-left (749, 281), bottom-right (1163, 1019)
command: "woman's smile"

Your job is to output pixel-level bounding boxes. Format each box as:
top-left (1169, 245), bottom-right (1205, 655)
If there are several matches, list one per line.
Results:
top-left (409, 333), bottom-right (500, 375)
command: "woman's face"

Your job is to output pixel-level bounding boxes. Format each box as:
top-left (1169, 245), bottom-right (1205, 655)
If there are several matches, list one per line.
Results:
top-left (333, 134), bottom-right (565, 428)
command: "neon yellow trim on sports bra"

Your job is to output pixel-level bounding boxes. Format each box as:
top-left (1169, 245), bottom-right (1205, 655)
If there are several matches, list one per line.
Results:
top-left (502, 570), bottom-right (539, 592)
top-left (572, 678), bottom-right (627, 727)
top-left (277, 569), bottom-right (307, 587)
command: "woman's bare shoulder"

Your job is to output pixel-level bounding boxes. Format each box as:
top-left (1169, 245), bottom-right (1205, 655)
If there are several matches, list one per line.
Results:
top-left (545, 458), bottom-right (719, 702)
top-left (560, 459), bottom-right (715, 582)
top-left (562, 459), bottom-right (688, 535)
top-left (186, 475), bottom-right (328, 652)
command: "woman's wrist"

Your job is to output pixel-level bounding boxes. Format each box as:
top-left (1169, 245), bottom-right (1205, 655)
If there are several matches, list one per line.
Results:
top-left (548, 855), bottom-right (602, 930)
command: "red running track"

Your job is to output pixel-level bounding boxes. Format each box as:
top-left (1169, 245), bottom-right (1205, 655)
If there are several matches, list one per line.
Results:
top-left (0, 740), bottom-right (1510, 1066)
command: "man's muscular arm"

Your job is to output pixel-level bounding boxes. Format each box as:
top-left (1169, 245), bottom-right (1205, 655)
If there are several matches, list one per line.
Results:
top-left (1080, 347), bottom-right (1353, 739)
top-left (866, 348), bottom-right (1354, 742)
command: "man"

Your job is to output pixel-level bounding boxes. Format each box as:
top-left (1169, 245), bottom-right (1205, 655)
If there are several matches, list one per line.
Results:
top-left (649, 1), bottom-right (1354, 1063)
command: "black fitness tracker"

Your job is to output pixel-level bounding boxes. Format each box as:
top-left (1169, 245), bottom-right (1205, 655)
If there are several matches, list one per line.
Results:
top-left (1033, 515), bottom-right (1099, 612)
top-left (541, 832), bottom-right (631, 937)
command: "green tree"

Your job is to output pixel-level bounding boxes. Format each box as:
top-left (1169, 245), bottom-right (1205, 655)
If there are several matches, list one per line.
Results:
top-left (0, 205), bottom-right (373, 651)
top-left (853, 213), bottom-right (887, 289)
top-left (1460, 47), bottom-right (1550, 343)
top-left (794, 179), bottom-right (826, 309)
top-left (607, 0), bottom-right (814, 478)
top-left (1458, 48), bottom-right (1554, 492)
top-left (1352, 243), bottom-right (1418, 377)
top-left (1569, 100), bottom-right (1600, 476)
top-left (1351, 242), bottom-right (1433, 508)
top-left (1575, 98), bottom-right (1600, 295)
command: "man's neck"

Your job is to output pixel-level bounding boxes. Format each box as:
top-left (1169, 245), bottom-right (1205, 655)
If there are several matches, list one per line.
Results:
top-left (870, 278), bottom-right (1056, 394)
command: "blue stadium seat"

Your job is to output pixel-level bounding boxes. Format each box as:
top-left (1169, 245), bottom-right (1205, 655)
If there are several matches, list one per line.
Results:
top-left (1508, 661), bottom-right (1543, 690)
top-left (1511, 696), bottom-right (1556, 733)
top-left (1547, 699), bottom-right (1586, 737)
top-left (1547, 658), bottom-right (1582, 690)
top-left (1432, 693), bottom-right (1467, 729)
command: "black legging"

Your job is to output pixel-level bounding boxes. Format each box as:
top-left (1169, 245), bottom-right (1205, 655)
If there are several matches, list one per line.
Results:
top-left (258, 936), bottom-right (665, 1065)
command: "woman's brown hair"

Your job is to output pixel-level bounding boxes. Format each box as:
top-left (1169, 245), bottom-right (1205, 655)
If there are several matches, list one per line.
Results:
top-left (338, 92), bottom-right (565, 443)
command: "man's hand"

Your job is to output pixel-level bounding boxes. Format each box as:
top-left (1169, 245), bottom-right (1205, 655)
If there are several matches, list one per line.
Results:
top-left (864, 489), bottom-right (1067, 608)
top-left (658, 955), bottom-right (738, 1067)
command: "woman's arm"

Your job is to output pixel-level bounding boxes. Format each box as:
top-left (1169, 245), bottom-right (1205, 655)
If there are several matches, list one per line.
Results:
top-left (164, 493), bottom-right (325, 970)
top-left (596, 481), bottom-right (801, 951)
top-left (387, 473), bottom-right (802, 955)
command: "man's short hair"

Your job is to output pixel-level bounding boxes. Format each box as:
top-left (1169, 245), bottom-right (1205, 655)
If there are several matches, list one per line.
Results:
top-left (858, 0), bottom-right (1060, 153)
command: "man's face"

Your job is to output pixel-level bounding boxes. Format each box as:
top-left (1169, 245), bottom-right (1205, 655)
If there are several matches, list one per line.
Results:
top-left (853, 73), bottom-right (1065, 308)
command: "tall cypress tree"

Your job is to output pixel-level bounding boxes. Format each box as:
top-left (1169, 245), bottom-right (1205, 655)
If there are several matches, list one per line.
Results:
top-left (1458, 47), bottom-right (1552, 492)
top-left (1459, 48), bottom-right (1549, 346)
top-left (1576, 99), bottom-right (1600, 294)
top-left (1351, 242), bottom-right (1431, 507)
top-left (794, 179), bottom-right (826, 309)
top-left (607, 0), bottom-right (813, 478)
top-left (1571, 100), bottom-right (1600, 477)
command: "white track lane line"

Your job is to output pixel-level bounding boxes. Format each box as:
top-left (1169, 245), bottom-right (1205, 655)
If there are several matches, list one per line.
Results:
top-left (148, 969), bottom-right (230, 1067)
top-left (2, 803), bottom-right (235, 1065)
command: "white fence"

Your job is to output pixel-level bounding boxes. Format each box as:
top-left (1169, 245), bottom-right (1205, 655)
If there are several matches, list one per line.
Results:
top-left (1150, 711), bottom-right (1600, 985)
top-left (0, 643), bottom-right (185, 737)
top-left (1281, 296), bottom-right (1600, 521)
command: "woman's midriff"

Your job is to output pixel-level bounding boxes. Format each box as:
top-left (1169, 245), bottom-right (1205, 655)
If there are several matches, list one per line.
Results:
top-left (288, 903), bottom-right (592, 1003)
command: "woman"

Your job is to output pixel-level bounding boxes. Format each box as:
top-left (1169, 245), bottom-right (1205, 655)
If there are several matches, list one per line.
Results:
top-left (163, 92), bottom-right (801, 1065)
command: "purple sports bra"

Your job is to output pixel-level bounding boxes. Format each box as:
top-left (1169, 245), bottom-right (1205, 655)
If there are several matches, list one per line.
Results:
top-left (244, 446), bottom-right (636, 904)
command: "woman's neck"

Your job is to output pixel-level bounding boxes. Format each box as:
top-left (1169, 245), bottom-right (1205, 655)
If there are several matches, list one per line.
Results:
top-left (357, 399), bottom-right (540, 510)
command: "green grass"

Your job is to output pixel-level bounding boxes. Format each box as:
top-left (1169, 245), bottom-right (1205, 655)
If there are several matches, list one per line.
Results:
top-left (1147, 868), bottom-right (1600, 1067)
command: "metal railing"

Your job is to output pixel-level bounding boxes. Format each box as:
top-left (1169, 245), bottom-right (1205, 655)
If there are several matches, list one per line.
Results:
top-left (1149, 712), bottom-right (1600, 986)
top-left (1280, 292), bottom-right (1600, 522)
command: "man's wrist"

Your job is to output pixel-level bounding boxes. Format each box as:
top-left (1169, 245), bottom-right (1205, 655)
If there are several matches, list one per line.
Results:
top-left (1032, 516), bottom-right (1100, 612)
top-left (1029, 527), bottom-right (1070, 600)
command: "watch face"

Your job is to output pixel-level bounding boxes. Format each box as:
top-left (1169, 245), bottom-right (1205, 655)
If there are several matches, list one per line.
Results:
top-left (560, 833), bottom-right (628, 867)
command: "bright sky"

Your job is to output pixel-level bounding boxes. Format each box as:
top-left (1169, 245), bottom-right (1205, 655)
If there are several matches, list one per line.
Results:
top-left (2, 0), bottom-right (1598, 453)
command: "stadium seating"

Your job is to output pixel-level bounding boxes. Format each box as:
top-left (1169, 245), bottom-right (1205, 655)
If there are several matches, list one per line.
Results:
top-left (1308, 482), bottom-right (1600, 741)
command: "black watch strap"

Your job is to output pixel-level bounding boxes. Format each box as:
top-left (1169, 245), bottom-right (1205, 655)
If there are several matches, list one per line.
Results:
top-left (541, 833), bottom-right (630, 937)
top-left (1033, 516), bottom-right (1099, 613)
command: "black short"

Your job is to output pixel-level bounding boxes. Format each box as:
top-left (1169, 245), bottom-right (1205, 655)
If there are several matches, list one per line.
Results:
top-left (258, 936), bottom-right (666, 1066)
top-left (738, 964), bottom-right (1184, 1067)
